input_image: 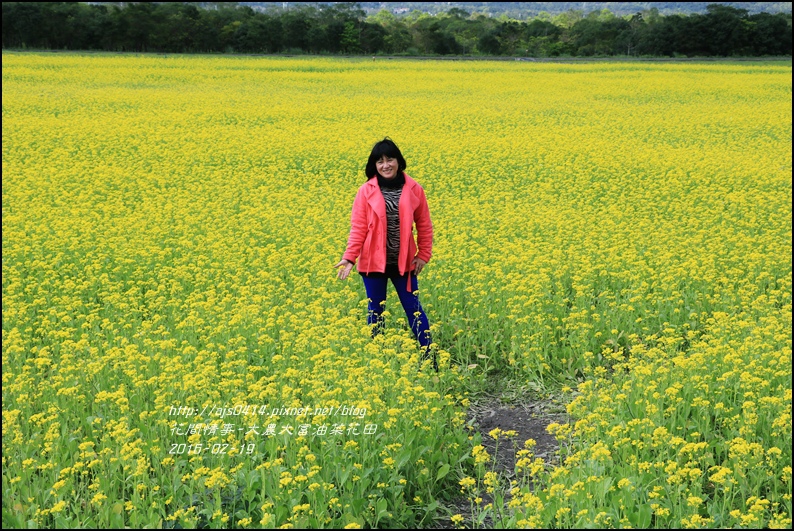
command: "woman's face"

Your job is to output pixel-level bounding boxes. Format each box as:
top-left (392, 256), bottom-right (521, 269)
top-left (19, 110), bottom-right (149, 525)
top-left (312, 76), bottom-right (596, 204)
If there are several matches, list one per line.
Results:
top-left (376, 155), bottom-right (399, 179)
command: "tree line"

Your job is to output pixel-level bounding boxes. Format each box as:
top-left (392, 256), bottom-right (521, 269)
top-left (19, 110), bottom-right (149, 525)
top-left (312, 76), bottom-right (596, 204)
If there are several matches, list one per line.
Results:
top-left (2, 2), bottom-right (791, 57)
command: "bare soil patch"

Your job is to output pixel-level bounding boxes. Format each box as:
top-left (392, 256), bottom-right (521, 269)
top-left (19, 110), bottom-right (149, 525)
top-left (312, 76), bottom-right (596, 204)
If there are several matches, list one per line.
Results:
top-left (472, 402), bottom-right (565, 470)
top-left (429, 396), bottom-right (569, 529)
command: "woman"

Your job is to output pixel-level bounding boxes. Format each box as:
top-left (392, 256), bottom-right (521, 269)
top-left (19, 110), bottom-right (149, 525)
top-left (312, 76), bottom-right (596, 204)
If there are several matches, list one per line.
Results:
top-left (334, 138), bottom-right (436, 371)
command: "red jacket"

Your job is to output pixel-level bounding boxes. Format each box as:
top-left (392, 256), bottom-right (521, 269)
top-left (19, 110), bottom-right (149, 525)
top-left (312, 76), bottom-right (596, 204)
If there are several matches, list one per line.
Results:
top-left (342, 173), bottom-right (433, 293)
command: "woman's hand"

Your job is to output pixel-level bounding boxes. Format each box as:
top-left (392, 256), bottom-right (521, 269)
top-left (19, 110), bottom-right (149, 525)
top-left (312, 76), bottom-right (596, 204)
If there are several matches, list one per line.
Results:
top-left (334, 259), bottom-right (354, 280)
top-left (412, 257), bottom-right (427, 276)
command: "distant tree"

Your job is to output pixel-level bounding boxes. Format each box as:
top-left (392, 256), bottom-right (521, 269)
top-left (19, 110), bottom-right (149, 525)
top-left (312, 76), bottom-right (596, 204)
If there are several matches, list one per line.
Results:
top-left (322, 19), bottom-right (346, 53)
top-left (619, 13), bottom-right (646, 56)
top-left (259, 14), bottom-right (284, 53)
top-left (442, 13), bottom-right (478, 54)
top-left (499, 20), bottom-right (523, 55)
top-left (642, 7), bottom-right (662, 25)
top-left (318, 3), bottom-right (365, 54)
top-left (1, 1), bottom-right (789, 57)
top-left (3, 3), bottom-right (41, 48)
top-left (340, 20), bottom-right (360, 53)
top-left (360, 21), bottom-right (385, 54)
top-left (672, 13), bottom-right (709, 56)
top-left (446, 7), bottom-right (470, 20)
top-left (553, 9), bottom-right (584, 29)
top-left (535, 11), bottom-right (553, 22)
top-left (306, 23), bottom-right (328, 53)
top-left (411, 17), bottom-right (460, 54)
top-left (570, 17), bottom-right (599, 55)
top-left (635, 12), bottom-right (683, 56)
top-left (384, 25), bottom-right (412, 53)
top-left (325, 2), bottom-right (365, 23)
top-left (370, 9), bottom-right (396, 27)
top-left (151, 3), bottom-right (203, 52)
top-left (478, 29), bottom-right (502, 55)
top-left (749, 12), bottom-right (792, 55)
top-left (525, 18), bottom-right (560, 39)
top-left (218, 19), bottom-right (241, 51)
top-left (568, 10), bottom-right (630, 55)
top-left (205, 6), bottom-right (246, 51)
top-left (703, 4), bottom-right (752, 55)
top-left (119, 2), bottom-right (157, 52)
top-left (48, 3), bottom-right (83, 49)
top-left (434, 30), bottom-right (461, 54)
top-left (236, 14), bottom-right (282, 53)
top-left (281, 8), bottom-right (311, 51)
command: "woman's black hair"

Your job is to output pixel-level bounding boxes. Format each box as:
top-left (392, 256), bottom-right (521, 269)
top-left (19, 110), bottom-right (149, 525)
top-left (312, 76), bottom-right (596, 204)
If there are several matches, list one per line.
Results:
top-left (365, 138), bottom-right (407, 179)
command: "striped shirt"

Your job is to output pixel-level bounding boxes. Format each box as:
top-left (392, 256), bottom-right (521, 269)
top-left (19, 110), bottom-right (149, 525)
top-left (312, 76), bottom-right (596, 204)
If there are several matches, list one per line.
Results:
top-left (379, 185), bottom-right (403, 265)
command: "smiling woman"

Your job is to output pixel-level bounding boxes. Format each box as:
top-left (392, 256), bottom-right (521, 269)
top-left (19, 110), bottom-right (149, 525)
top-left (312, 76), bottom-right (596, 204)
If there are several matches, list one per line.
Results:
top-left (334, 138), bottom-right (436, 370)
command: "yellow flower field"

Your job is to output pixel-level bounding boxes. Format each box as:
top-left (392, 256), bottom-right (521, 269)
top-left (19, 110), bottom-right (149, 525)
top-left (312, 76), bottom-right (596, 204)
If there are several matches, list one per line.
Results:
top-left (2, 53), bottom-right (791, 528)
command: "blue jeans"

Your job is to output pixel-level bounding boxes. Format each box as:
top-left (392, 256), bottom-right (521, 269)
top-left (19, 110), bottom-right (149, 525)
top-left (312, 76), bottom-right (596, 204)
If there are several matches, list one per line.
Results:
top-left (360, 268), bottom-right (433, 356)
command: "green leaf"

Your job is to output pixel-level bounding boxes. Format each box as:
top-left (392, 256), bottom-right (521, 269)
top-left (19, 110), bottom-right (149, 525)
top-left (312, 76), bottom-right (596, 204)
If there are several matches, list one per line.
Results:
top-left (397, 453), bottom-right (411, 469)
top-left (436, 463), bottom-right (450, 482)
top-left (109, 511), bottom-right (124, 528)
top-left (628, 504), bottom-right (652, 528)
top-left (638, 504), bottom-right (652, 528)
top-left (1, 508), bottom-right (24, 529)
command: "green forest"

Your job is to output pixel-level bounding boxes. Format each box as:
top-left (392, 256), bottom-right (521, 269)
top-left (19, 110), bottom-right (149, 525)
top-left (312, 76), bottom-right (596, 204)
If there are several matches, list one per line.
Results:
top-left (2, 2), bottom-right (791, 57)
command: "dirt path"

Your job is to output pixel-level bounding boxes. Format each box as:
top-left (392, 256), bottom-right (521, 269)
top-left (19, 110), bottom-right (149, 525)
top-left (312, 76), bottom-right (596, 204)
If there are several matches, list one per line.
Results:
top-left (430, 396), bottom-right (568, 529)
